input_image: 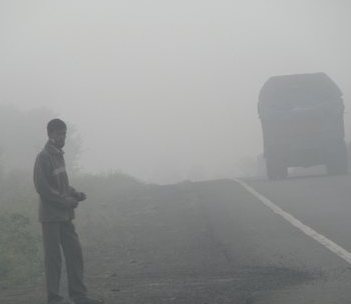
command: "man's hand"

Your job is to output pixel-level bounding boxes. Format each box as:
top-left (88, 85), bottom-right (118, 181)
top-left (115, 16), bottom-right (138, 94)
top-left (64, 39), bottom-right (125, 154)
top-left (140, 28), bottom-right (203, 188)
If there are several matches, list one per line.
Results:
top-left (76, 192), bottom-right (87, 202)
top-left (64, 197), bottom-right (79, 209)
top-left (71, 191), bottom-right (87, 202)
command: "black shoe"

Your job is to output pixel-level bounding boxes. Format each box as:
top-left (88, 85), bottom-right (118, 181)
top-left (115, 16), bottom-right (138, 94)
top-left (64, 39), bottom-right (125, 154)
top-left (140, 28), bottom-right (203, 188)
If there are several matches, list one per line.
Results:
top-left (73, 297), bottom-right (104, 304)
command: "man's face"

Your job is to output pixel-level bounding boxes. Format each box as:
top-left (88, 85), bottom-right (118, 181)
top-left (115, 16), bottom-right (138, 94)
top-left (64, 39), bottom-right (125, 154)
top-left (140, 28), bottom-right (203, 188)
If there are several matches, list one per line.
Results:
top-left (49, 128), bottom-right (67, 149)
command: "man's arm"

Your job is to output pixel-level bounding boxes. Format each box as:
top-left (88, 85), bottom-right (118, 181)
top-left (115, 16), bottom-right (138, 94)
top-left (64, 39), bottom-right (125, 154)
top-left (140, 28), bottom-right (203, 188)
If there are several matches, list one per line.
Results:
top-left (33, 153), bottom-right (78, 208)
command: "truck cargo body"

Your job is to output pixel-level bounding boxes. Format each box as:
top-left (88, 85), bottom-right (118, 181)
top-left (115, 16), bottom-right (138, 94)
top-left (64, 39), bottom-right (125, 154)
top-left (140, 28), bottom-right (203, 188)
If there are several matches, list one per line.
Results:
top-left (258, 73), bottom-right (347, 179)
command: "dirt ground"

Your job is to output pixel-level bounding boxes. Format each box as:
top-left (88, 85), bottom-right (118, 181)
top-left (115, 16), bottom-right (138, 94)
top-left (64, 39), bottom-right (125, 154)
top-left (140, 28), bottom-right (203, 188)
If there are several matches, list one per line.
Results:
top-left (0, 181), bottom-right (315, 304)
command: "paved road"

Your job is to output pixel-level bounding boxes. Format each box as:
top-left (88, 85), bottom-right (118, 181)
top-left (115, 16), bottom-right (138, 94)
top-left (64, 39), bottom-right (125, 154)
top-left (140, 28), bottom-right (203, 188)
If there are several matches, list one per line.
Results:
top-left (107, 177), bottom-right (351, 304)
top-left (3, 176), bottom-right (351, 304)
top-left (195, 176), bottom-right (351, 303)
top-left (243, 175), bottom-right (351, 303)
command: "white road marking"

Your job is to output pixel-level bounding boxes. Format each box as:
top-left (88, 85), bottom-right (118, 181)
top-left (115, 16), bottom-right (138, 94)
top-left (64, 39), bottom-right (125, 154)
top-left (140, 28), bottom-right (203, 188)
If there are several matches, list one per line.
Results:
top-left (235, 178), bottom-right (351, 265)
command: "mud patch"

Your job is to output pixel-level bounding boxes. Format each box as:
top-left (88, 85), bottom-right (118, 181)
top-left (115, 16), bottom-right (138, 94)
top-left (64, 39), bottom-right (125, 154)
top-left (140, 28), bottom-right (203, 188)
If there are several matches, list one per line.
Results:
top-left (237, 265), bottom-right (319, 290)
top-left (97, 266), bottom-right (319, 304)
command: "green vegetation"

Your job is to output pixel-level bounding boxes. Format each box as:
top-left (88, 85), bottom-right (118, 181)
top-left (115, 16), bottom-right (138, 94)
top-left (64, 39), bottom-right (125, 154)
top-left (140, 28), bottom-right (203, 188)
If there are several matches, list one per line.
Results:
top-left (0, 169), bottom-right (144, 287)
top-left (0, 213), bottom-right (42, 285)
top-left (0, 168), bottom-right (43, 285)
top-left (0, 105), bottom-right (146, 288)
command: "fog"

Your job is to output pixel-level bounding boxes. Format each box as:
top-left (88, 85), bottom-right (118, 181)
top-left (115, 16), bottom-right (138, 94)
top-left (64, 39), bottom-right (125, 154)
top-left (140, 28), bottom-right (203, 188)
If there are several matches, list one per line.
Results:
top-left (1, 0), bottom-right (351, 183)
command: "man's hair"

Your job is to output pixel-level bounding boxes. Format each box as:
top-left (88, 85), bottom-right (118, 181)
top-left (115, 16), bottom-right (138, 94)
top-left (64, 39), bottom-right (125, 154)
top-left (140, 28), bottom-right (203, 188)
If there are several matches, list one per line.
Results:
top-left (47, 119), bottom-right (67, 135)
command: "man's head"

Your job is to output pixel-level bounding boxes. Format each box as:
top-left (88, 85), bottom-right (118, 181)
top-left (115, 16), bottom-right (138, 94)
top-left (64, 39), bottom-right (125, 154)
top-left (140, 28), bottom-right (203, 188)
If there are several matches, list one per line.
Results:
top-left (47, 119), bottom-right (67, 149)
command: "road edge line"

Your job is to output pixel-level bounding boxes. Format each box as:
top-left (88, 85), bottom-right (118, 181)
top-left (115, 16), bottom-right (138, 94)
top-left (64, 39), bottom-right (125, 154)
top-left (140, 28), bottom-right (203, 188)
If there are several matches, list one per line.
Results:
top-left (234, 178), bottom-right (351, 265)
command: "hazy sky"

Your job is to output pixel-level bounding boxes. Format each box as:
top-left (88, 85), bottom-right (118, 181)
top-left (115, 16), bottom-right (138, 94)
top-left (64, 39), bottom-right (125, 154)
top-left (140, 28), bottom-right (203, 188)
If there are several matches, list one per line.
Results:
top-left (1, 0), bottom-right (350, 183)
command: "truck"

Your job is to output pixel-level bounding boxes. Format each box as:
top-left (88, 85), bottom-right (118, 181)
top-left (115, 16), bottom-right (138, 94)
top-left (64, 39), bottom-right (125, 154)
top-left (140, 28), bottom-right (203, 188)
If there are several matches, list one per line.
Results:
top-left (258, 72), bottom-right (348, 180)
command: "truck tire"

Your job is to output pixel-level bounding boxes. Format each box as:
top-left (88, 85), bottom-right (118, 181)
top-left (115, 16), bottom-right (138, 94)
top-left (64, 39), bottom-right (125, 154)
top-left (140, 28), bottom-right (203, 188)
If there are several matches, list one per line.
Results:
top-left (326, 142), bottom-right (348, 175)
top-left (266, 156), bottom-right (288, 180)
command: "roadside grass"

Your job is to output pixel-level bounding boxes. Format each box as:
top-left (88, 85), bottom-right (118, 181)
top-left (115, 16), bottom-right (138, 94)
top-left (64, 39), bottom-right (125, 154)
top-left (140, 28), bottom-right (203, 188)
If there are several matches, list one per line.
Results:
top-left (0, 213), bottom-right (42, 286)
top-left (0, 170), bottom-right (43, 287)
top-left (0, 171), bottom-right (208, 304)
top-left (0, 170), bottom-right (144, 290)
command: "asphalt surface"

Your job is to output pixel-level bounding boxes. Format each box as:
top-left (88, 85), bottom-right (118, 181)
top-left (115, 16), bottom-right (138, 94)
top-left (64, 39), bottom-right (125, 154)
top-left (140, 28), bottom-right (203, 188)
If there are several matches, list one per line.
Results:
top-left (100, 177), bottom-right (351, 304)
top-left (244, 175), bottom-right (351, 303)
top-left (3, 175), bottom-right (351, 303)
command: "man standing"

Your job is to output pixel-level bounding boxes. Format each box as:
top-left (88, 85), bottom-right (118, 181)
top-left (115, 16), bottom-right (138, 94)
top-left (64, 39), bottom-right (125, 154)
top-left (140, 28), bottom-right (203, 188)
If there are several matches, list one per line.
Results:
top-left (34, 119), bottom-right (103, 304)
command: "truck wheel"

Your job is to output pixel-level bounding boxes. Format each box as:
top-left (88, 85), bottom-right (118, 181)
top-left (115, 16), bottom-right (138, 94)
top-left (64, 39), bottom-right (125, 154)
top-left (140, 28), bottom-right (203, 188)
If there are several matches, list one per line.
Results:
top-left (266, 157), bottom-right (288, 180)
top-left (326, 142), bottom-right (348, 175)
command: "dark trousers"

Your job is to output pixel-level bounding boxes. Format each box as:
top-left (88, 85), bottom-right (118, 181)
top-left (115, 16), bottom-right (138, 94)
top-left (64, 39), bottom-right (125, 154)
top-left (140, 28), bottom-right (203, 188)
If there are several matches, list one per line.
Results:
top-left (42, 221), bottom-right (87, 303)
